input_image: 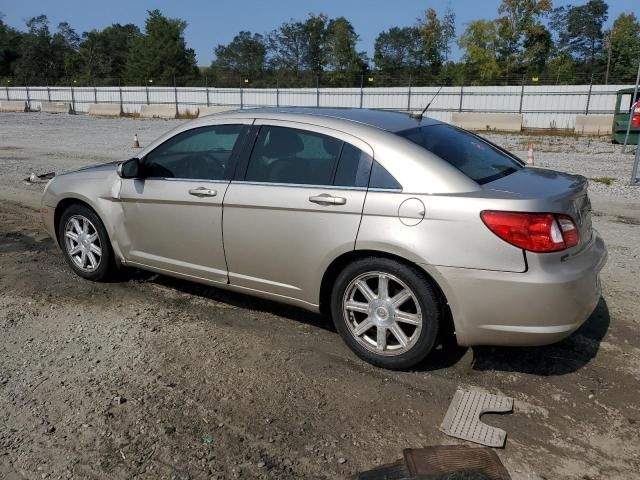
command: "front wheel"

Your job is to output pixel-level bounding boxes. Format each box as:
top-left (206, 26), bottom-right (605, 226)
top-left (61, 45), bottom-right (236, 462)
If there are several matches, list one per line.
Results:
top-left (58, 204), bottom-right (116, 281)
top-left (330, 258), bottom-right (440, 370)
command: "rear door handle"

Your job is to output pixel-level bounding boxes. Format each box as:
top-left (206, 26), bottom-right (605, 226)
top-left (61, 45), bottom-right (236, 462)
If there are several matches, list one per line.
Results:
top-left (309, 194), bottom-right (347, 205)
top-left (188, 187), bottom-right (217, 197)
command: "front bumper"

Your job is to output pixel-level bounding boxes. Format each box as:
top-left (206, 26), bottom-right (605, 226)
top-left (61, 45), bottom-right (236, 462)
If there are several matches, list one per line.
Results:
top-left (40, 205), bottom-right (57, 242)
top-left (424, 230), bottom-right (607, 347)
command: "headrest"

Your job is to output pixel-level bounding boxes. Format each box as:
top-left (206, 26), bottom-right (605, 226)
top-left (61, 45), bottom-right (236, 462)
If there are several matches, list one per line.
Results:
top-left (261, 127), bottom-right (304, 157)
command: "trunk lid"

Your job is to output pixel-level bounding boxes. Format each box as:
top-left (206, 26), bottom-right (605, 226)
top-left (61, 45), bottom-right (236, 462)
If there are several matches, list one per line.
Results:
top-left (484, 167), bottom-right (593, 248)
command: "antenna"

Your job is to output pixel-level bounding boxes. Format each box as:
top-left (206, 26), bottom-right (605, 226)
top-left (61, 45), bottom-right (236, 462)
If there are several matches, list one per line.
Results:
top-left (409, 85), bottom-right (444, 120)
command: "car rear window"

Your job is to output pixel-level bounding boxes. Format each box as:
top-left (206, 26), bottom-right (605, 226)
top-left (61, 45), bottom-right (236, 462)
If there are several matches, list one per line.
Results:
top-left (397, 124), bottom-right (523, 185)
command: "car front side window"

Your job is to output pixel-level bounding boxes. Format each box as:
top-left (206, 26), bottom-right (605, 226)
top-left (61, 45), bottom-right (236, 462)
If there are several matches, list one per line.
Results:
top-left (144, 125), bottom-right (245, 180)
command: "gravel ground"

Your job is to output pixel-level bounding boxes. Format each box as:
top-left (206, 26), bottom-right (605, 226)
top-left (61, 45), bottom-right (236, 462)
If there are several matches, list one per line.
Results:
top-left (1, 112), bottom-right (640, 480)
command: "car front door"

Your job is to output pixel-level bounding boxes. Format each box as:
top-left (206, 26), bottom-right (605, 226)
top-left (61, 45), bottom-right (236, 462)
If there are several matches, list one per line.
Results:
top-left (222, 120), bottom-right (374, 306)
top-left (117, 121), bottom-right (250, 283)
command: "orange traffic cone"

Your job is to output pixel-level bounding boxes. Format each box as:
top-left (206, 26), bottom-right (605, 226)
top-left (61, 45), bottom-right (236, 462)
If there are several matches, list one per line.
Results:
top-left (527, 143), bottom-right (534, 165)
top-left (133, 133), bottom-right (140, 148)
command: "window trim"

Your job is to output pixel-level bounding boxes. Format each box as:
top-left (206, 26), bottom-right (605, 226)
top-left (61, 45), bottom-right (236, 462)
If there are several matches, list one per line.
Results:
top-left (140, 124), bottom-right (250, 182)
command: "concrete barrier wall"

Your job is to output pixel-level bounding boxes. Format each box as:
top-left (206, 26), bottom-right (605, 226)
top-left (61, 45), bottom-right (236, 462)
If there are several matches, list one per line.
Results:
top-left (198, 105), bottom-right (237, 117)
top-left (140, 104), bottom-right (176, 119)
top-left (88, 103), bottom-right (122, 117)
top-left (451, 112), bottom-right (523, 132)
top-left (575, 114), bottom-right (614, 135)
top-left (0, 101), bottom-right (27, 112)
top-left (41, 102), bottom-right (73, 114)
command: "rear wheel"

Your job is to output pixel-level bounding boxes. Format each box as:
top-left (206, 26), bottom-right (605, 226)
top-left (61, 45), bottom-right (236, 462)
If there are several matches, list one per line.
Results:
top-left (330, 258), bottom-right (440, 370)
top-left (58, 204), bottom-right (116, 281)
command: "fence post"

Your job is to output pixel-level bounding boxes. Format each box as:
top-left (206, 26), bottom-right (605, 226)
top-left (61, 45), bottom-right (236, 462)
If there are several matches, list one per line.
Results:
top-left (276, 80), bottom-right (280, 108)
top-left (93, 83), bottom-right (98, 104)
top-left (459, 86), bottom-right (464, 112)
top-left (25, 85), bottom-right (31, 111)
top-left (407, 75), bottom-right (412, 112)
top-left (5, 83), bottom-right (9, 101)
top-left (145, 85), bottom-right (150, 105)
top-left (119, 85), bottom-right (123, 111)
top-left (585, 74), bottom-right (594, 115)
top-left (518, 75), bottom-right (525, 114)
top-left (205, 76), bottom-right (210, 106)
top-left (47, 82), bottom-right (51, 102)
top-left (71, 85), bottom-right (76, 112)
top-left (240, 84), bottom-right (244, 110)
top-left (316, 75), bottom-right (320, 107)
top-left (359, 74), bottom-right (364, 109)
top-left (173, 76), bottom-right (178, 116)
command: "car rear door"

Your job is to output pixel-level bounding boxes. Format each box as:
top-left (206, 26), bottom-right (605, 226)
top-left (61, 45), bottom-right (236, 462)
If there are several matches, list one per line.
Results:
top-left (222, 120), bottom-right (374, 306)
top-left (117, 121), bottom-right (251, 283)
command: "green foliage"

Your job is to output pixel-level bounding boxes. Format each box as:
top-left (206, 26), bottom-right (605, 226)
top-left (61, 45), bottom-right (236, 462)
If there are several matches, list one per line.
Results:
top-left (552, 0), bottom-right (609, 68)
top-left (608, 13), bottom-right (640, 81)
top-left (213, 31), bottom-right (266, 80)
top-left (124, 10), bottom-right (199, 85)
top-left (80, 24), bottom-right (141, 81)
top-left (0, 14), bottom-right (23, 77)
top-left (374, 27), bottom-right (422, 73)
top-left (458, 20), bottom-right (501, 83)
top-left (0, 1), bottom-right (638, 87)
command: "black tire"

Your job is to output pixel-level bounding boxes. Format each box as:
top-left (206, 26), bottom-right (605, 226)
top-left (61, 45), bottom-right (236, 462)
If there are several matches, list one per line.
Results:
top-left (58, 203), bottom-right (117, 281)
top-left (330, 257), bottom-right (440, 370)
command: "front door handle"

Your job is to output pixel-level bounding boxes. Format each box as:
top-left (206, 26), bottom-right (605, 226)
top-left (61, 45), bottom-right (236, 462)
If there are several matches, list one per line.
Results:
top-left (188, 187), bottom-right (217, 197)
top-left (309, 194), bottom-right (347, 205)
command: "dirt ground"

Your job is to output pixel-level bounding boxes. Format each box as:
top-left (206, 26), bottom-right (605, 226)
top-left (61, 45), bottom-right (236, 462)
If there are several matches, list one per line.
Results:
top-left (1, 114), bottom-right (640, 480)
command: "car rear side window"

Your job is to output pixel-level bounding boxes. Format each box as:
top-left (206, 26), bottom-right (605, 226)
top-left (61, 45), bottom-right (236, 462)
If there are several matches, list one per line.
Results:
top-left (398, 124), bottom-right (522, 185)
top-left (334, 143), bottom-right (373, 188)
top-left (245, 126), bottom-right (342, 185)
top-left (144, 125), bottom-right (245, 180)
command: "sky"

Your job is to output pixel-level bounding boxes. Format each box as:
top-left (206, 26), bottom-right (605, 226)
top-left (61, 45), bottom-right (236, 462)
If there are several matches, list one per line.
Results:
top-left (1, 0), bottom-right (637, 65)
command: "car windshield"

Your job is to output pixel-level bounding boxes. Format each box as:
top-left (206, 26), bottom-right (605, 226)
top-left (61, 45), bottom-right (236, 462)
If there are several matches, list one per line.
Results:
top-left (397, 124), bottom-right (523, 185)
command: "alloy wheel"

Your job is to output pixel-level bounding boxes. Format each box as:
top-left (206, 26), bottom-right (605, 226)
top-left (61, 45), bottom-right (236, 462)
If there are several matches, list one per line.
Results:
top-left (63, 215), bottom-right (102, 272)
top-left (342, 271), bottom-right (423, 356)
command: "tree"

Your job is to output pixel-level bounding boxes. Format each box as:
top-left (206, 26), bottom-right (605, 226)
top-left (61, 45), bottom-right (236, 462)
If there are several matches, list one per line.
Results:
top-left (608, 13), bottom-right (640, 82)
top-left (13, 15), bottom-right (80, 83)
top-left (325, 16), bottom-right (365, 73)
top-left (124, 9), bottom-right (198, 85)
top-left (551, 0), bottom-right (609, 70)
top-left (458, 20), bottom-right (501, 83)
top-left (267, 20), bottom-right (306, 75)
top-left (373, 26), bottom-right (422, 73)
top-left (79, 24), bottom-right (141, 81)
top-left (522, 23), bottom-right (553, 73)
top-left (496, 0), bottom-right (552, 75)
top-left (0, 14), bottom-right (22, 77)
top-left (417, 8), bottom-right (444, 69)
top-left (441, 7), bottom-right (456, 64)
top-left (213, 31), bottom-right (266, 79)
top-left (302, 13), bottom-right (328, 75)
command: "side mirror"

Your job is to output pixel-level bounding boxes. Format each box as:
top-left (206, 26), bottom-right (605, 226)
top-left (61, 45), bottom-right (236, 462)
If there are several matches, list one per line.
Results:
top-left (117, 158), bottom-right (141, 179)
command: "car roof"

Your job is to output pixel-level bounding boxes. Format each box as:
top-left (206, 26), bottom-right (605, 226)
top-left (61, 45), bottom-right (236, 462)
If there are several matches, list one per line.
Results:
top-left (213, 107), bottom-right (441, 133)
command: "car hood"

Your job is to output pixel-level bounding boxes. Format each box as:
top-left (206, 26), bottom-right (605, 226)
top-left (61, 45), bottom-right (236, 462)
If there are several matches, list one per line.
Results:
top-left (59, 160), bottom-right (121, 178)
top-left (484, 167), bottom-right (587, 199)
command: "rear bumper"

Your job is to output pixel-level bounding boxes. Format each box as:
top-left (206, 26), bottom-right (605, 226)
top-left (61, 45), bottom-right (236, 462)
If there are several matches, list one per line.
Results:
top-left (424, 230), bottom-right (607, 347)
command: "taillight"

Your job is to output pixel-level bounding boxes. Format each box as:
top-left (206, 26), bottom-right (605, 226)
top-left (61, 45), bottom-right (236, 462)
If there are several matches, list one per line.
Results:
top-left (481, 211), bottom-right (579, 252)
top-left (632, 102), bottom-right (640, 128)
